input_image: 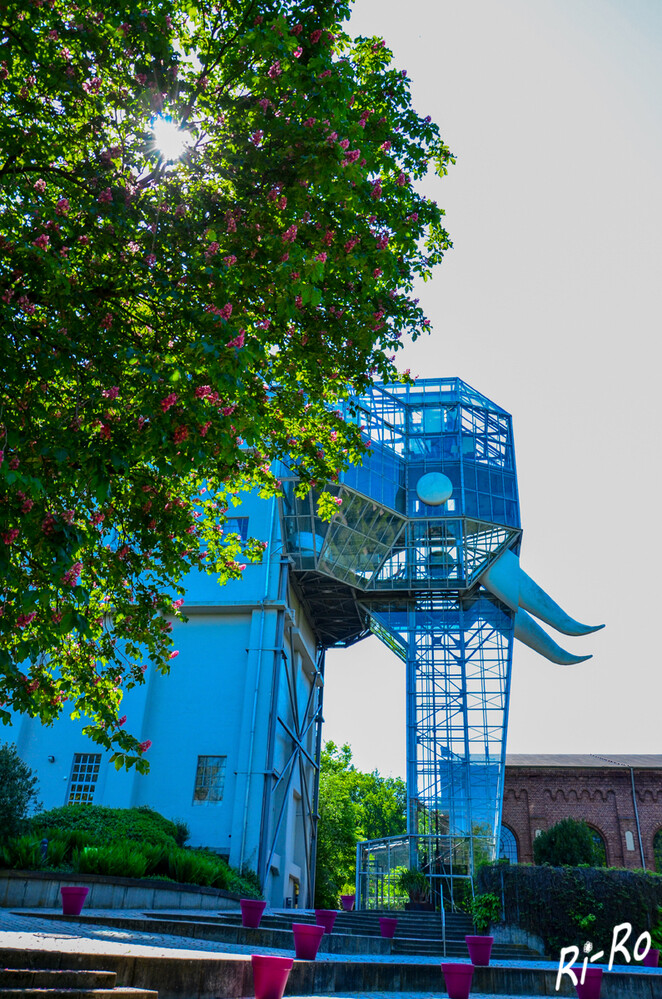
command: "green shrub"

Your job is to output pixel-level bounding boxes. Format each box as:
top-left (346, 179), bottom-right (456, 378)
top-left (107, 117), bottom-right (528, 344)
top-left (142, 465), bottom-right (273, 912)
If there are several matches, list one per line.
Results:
top-left (533, 818), bottom-right (598, 867)
top-left (172, 820), bottom-right (190, 847)
top-left (73, 843), bottom-right (149, 879)
top-left (0, 835), bottom-right (44, 870)
top-left (0, 744), bottom-right (41, 839)
top-left (478, 863), bottom-right (662, 960)
top-left (30, 804), bottom-right (179, 848)
top-left (166, 847), bottom-right (220, 887)
top-left (396, 867), bottom-right (429, 901)
top-left (469, 892), bottom-right (502, 933)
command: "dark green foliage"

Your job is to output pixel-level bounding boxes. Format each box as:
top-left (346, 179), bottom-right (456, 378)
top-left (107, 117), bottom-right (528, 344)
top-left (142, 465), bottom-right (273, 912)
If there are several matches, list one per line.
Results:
top-left (314, 741), bottom-right (407, 908)
top-left (396, 868), bottom-right (430, 902)
top-left (478, 863), bottom-right (662, 959)
top-left (533, 818), bottom-right (599, 867)
top-left (73, 843), bottom-right (149, 879)
top-left (30, 804), bottom-right (180, 848)
top-left (469, 892), bottom-right (502, 933)
top-left (0, 835), bottom-right (44, 870)
top-left (0, 743), bottom-right (41, 838)
top-left (172, 820), bottom-right (190, 847)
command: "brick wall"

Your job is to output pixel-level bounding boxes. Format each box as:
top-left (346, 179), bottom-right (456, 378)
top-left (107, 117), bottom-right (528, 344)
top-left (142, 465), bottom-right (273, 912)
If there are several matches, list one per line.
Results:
top-left (502, 765), bottom-right (662, 869)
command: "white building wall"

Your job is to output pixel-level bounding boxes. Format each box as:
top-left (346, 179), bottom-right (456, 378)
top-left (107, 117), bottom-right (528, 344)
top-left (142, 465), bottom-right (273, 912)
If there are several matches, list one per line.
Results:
top-left (8, 493), bottom-right (323, 907)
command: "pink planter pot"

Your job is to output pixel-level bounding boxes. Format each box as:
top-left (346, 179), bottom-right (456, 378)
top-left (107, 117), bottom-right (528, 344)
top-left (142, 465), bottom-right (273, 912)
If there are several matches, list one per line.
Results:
top-left (292, 922), bottom-right (325, 960)
top-left (241, 899), bottom-right (267, 929)
top-left (251, 954), bottom-right (293, 999)
top-left (60, 886), bottom-right (89, 916)
top-left (465, 934), bottom-right (494, 966)
top-left (379, 916), bottom-right (398, 938)
top-left (441, 962), bottom-right (474, 999)
top-left (340, 893), bottom-right (355, 911)
top-left (643, 947), bottom-right (660, 968)
top-left (315, 909), bottom-right (338, 934)
top-left (573, 966), bottom-right (603, 999)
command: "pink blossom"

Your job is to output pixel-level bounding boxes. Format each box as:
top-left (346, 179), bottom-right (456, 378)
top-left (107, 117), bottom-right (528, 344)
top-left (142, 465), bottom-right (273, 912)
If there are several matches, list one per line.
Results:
top-left (267, 61), bottom-right (282, 79)
top-left (376, 234), bottom-right (389, 249)
top-left (319, 69), bottom-right (332, 79)
top-left (97, 188), bottom-right (112, 204)
top-left (195, 385), bottom-right (212, 398)
top-left (226, 217), bottom-right (237, 233)
top-left (139, 739), bottom-right (152, 751)
top-left (169, 651), bottom-right (179, 659)
top-left (333, 497), bottom-right (342, 507)
top-left (9, 457), bottom-right (19, 470)
top-left (223, 254), bottom-right (237, 266)
top-left (259, 97), bottom-right (271, 112)
top-left (55, 198), bottom-right (70, 216)
top-left (282, 224), bottom-right (298, 243)
top-left (250, 129), bottom-right (263, 145)
top-left (173, 425), bottom-right (189, 444)
top-left (173, 598), bottom-right (184, 609)
top-left (102, 386), bottom-right (119, 399)
top-left (100, 313), bottom-right (113, 329)
top-left (62, 561), bottom-right (82, 587)
top-left (293, 46), bottom-right (302, 57)
top-left (62, 509), bottom-right (75, 524)
top-left (315, 252), bottom-right (327, 263)
top-left (161, 393), bottom-right (178, 412)
top-left (371, 180), bottom-right (382, 199)
top-left (339, 138), bottom-right (349, 150)
top-left (303, 117), bottom-right (316, 127)
top-left (310, 29), bottom-right (322, 43)
top-left (82, 77), bottom-right (102, 94)
top-left (227, 331), bottom-right (245, 349)
top-left (204, 240), bottom-right (219, 259)
top-left (291, 23), bottom-right (303, 35)
top-left (2, 529), bottom-right (19, 545)
top-left (145, 253), bottom-right (156, 267)
top-left (397, 172), bottom-right (408, 186)
top-left (344, 237), bottom-right (359, 253)
top-left (118, 715), bottom-right (127, 726)
top-left (136, 73), bottom-right (147, 85)
top-left (381, 140), bottom-right (392, 152)
top-left (78, 235), bottom-right (90, 245)
top-left (219, 303), bottom-right (232, 320)
top-left (17, 612), bottom-right (36, 628)
top-left (91, 512), bottom-right (105, 525)
top-left (32, 234), bottom-right (49, 250)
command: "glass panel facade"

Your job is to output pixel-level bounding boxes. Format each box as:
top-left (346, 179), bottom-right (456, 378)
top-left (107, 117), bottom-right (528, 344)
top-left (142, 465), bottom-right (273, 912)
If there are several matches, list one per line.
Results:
top-left (281, 379), bottom-right (520, 881)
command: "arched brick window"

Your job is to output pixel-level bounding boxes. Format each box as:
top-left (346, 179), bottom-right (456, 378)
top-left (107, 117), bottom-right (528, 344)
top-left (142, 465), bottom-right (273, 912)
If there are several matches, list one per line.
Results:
top-left (587, 825), bottom-right (607, 866)
top-left (653, 829), bottom-right (662, 873)
top-left (499, 824), bottom-right (518, 863)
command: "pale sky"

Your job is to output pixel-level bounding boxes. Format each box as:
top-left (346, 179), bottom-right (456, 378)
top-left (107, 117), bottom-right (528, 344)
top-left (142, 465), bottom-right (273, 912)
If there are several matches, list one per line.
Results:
top-left (322, 0), bottom-right (662, 778)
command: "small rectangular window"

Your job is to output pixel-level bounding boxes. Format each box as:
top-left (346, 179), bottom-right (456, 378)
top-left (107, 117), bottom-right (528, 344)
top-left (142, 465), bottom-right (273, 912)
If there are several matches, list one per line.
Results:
top-left (193, 755), bottom-right (227, 804)
top-left (224, 517), bottom-right (248, 541)
top-left (67, 753), bottom-right (101, 804)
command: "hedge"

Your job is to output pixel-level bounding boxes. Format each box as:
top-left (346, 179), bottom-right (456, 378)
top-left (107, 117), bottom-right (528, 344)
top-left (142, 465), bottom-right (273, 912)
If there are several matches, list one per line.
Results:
top-left (29, 804), bottom-right (181, 848)
top-left (478, 863), bottom-right (662, 959)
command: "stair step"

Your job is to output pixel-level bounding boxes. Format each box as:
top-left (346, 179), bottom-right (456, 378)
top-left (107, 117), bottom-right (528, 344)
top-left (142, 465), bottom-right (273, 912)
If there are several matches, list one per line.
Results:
top-left (0, 991), bottom-right (157, 999)
top-left (0, 970), bottom-right (117, 989)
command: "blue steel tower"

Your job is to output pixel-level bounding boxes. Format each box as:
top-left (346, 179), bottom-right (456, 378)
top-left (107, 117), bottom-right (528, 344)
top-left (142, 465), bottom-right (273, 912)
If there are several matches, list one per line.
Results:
top-left (280, 378), bottom-right (602, 901)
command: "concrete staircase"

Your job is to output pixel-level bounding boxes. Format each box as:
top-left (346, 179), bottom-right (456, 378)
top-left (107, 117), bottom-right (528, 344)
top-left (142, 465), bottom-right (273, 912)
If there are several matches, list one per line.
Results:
top-left (140, 906), bottom-right (540, 960)
top-left (0, 966), bottom-right (157, 998)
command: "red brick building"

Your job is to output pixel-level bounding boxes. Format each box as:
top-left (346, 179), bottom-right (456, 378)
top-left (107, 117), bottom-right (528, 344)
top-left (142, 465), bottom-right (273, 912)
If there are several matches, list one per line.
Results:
top-left (501, 754), bottom-right (662, 870)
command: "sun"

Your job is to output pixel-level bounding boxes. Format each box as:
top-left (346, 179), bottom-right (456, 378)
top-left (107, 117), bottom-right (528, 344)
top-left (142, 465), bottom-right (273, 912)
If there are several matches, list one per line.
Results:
top-left (152, 116), bottom-right (192, 161)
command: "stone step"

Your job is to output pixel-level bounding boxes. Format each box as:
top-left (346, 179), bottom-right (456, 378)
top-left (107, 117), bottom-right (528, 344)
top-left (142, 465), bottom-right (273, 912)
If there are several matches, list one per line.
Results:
top-left (0, 970), bottom-right (117, 989)
top-left (0, 991), bottom-right (157, 999)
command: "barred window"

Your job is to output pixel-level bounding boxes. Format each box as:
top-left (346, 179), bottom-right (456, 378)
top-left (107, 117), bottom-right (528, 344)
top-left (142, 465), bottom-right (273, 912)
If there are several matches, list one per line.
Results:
top-left (193, 755), bottom-right (227, 803)
top-left (67, 753), bottom-right (101, 804)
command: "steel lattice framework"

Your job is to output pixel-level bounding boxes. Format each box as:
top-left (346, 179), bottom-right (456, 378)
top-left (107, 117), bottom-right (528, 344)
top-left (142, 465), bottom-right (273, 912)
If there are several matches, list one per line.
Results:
top-left (279, 378), bottom-right (521, 891)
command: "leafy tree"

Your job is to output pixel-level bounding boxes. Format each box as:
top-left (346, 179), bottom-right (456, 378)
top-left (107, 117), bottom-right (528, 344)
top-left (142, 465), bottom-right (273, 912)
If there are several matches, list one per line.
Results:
top-left (0, 0), bottom-right (453, 770)
top-left (533, 818), bottom-right (599, 867)
top-left (314, 740), bottom-right (406, 907)
top-left (0, 742), bottom-right (41, 838)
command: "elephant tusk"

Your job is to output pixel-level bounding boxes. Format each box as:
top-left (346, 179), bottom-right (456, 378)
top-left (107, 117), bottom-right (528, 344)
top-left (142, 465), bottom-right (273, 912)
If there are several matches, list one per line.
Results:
top-left (514, 608), bottom-right (593, 666)
top-left (480, 549), bottom-right (604, 637)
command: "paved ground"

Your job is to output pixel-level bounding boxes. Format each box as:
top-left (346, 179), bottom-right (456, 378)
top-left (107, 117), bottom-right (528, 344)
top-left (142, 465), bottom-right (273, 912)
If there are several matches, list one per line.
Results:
top-left (0, 906), bottom-right (659, 999)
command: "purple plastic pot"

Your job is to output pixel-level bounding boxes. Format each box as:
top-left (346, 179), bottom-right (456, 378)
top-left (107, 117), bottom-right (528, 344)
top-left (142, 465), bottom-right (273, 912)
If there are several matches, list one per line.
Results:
top-left (441, 962), bottom-right (474, 999)
top-left (379, 916), bottom-right (398, 938)
top-left (292, 922), bottom-right (325, 960)
top-left (251, 954), bottom-right (293, 999)
top-left (60, 886), bottom-right (89, 916)
top-left (643, 947), bottom-right (660, 968)
top-left (241, 899), bottom-right (267, 929)
top-left (315, 909), bottom-right (338, 934)
top-left (465, 934), bottom-right (494, 966)
top-left (573, 966), bottom-right (603, 999)
top-left (340, 893), bottom-right (355, 911)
